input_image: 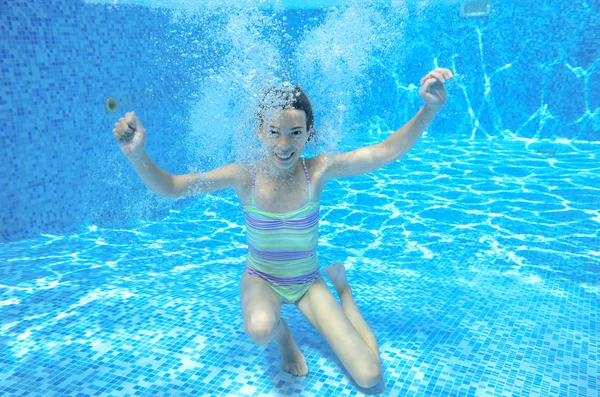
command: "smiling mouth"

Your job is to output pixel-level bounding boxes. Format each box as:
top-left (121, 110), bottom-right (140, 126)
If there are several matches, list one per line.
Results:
top-left (275, 152), bottom-right (294, 160)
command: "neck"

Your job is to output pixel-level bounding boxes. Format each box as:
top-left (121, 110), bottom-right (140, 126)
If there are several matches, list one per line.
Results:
top-left (259, 159), bottom-right (300, 181)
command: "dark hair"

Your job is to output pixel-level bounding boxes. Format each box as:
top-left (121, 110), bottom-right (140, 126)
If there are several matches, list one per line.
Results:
top-left (256, 82), bottom-right (315, 141)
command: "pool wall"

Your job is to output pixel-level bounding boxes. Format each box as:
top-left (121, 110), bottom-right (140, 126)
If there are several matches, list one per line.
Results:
top-left (1, 0), bottom-right (598, 242)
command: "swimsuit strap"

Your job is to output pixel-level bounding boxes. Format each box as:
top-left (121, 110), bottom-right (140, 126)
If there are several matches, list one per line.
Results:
top-left (252, 158), bottom-right (313, 206)
top-left (301, 158), bottom-right (312, 201)
top-left (251, 170), bottom-right (256, 206)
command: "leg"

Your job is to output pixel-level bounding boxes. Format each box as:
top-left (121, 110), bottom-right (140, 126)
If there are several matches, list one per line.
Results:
top-left (240, 270), bottom-right (308, 376)
top-left (295, 273), bottom-right (383, 389)
top-left (324, 262), bottom-right (380, 360)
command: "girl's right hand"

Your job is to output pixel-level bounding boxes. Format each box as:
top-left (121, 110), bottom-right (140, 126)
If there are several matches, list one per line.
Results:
top-left (112, 111), bottom-right (147, 157)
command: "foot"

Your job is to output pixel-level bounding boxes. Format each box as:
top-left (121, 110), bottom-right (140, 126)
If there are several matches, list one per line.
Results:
top-left (277, 319), bottom-right (309, 376)
top-left (324, 262), bottom-right (350, 296)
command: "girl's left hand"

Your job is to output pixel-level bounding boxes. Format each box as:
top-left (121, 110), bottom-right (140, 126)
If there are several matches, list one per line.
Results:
top-left (419, 68), bottom-right (454, 109)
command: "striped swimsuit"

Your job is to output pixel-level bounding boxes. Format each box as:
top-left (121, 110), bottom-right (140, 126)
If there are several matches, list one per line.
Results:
top-left (243, 158), bottom-right (321, 304)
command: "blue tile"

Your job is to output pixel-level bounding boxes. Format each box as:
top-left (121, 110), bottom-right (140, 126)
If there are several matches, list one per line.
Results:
top-left (1, 0), bottom-right (599, 395)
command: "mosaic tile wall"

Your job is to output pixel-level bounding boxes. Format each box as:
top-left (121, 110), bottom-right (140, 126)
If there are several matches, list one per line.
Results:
top-left (381, 0), bottom-right (600, 143)
top-left (1, 0), bottom-right (598, 242)
top-left (1, 0), bottom-right (210, 242)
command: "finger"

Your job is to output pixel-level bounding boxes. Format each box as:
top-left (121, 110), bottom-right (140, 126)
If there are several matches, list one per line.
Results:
top-left (124, 113), bottom-right (135, 128)
top-left (125, 111), bottom-right (137, 122)
top-left (127, 112), bottom-right (140, 130)
top-left (425, 68), bottom-right (454, 83)
top-left (439, 68), bottom-right (454, 80)
top-left (421, 73), bottom-right (439, 88)
top-left (113, 127), bottom-right (126, 140)
top-left (113, 122), bottom-right (125, 137)
top-left (119, 119), bottom-right (133, 133)
top-left (422, 77), bottom-right (440, 93)
top-left (430, 70), bottom-right (446, 83)
top-left (421, 70), bottom-right (444, 86)
top-left (125, 116), bottom-right (136, 130)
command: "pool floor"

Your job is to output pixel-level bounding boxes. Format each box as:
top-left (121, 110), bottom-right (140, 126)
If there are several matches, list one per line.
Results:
top-left (1, 136), bottom-right (598, 396)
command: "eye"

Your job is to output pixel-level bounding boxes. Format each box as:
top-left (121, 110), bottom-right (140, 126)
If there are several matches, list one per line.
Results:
top-left (268, 129), bottom-right (279, 137)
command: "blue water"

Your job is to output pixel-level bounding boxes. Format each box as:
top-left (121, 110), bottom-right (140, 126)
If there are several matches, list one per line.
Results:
top-left (2, 0), bottom-right (600, 396)
top-left (2, 135), bottom-right (598, 396)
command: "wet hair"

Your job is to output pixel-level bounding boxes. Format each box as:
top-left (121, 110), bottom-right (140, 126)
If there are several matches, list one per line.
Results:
top-left (256, 82), bottom-right (315, 141)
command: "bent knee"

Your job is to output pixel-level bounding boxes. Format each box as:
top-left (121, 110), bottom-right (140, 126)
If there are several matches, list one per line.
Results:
top-left (355, 364), bottom-right (383, 389)
top-left (243, 312), bottom-right (280, 346)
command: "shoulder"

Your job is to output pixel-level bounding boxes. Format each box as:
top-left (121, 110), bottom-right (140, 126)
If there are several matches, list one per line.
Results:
top-left (231, 162), bottom-right (255, 202)
top-left (305, 154), bottom-right (332, 172)
top-left (305, 153), bottom-right (340, 180)
top-left (232, 162), bottom-right (253, 186)
top-left (205, 162), bottom-right (252, 192)
top-left (304, 154), bottom-right (340, 193)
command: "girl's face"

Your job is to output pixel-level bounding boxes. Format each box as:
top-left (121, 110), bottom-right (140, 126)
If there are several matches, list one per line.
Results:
top-left (259, 108), bottom-right (308, 171)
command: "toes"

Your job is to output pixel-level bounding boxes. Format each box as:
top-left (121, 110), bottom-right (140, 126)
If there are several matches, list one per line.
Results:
top-left (285, 362), bottom-right (308, 376)
top-left (286, 364), bottom-right (298, 376)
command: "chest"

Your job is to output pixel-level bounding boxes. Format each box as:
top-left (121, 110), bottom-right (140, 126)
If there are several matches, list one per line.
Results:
top-left (237, 160), bottom-right (326, 212)
top-left (253, 178), bottom-right (312, 213)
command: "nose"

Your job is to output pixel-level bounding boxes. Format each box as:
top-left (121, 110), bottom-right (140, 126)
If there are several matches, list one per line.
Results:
top-left (276, 134), bottom-right (292, 149)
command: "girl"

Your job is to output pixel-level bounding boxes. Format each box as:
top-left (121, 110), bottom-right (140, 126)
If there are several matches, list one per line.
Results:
top-left (112, 67), bottom-right (453, 389)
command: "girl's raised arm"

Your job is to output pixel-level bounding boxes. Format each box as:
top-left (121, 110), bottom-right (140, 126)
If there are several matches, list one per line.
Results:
top-left (319, 68), bottom-right (453, 182)
top-left (113, 111), bottom-right (239, 198)
top-left (170, 163), bottom-right (240, 198)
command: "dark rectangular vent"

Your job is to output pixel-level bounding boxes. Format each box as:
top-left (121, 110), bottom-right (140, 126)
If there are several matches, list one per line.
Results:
top-left (460, 0), bottom-right (490, 18)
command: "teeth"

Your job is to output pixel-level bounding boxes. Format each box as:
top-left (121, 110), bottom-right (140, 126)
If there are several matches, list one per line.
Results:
top-left (276, 153), bottom-right (292, 160)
